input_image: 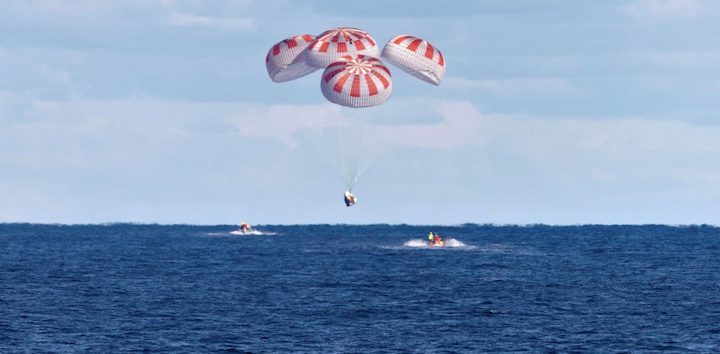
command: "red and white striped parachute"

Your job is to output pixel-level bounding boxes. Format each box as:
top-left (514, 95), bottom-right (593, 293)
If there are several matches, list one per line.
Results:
top-left (321, 55), bottom-right (392, 108)
top-left (305, 27), bottom-right (379, 69)
top-left (265, 29), bottom-right (446, 205)
top-left (266, 30), bottom-right (444, 107)
top-left (265, 34), bottom-right (318, 83)
top-left (381, 35), bottom-right (445, 86)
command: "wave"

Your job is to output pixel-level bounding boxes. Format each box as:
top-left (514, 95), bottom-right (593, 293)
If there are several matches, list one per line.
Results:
top-left (475, 243), bottom-right (545, 256)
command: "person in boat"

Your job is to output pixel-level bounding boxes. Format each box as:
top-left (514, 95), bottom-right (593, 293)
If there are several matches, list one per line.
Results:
top-left (432, 233), bottom-right (444, 246)
top-left (344, 191), bottom-right (357, 207)
top-left (428, 232), bottom-right (434, 244)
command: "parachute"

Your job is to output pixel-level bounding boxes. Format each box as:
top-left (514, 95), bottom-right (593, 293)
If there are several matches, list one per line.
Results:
top-left (381, 35), bottom-right (445, 86)
top-left (305, 27), bottom-right (380, 69)
top-left (320, 55), bottom-right (392, 108)
top-left (265, 28), bottom-right (445, 207)
top-left (265, 34), bottom-right (318, 83)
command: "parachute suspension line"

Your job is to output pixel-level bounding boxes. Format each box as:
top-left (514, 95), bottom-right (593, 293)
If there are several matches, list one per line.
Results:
top-left (336, 117), bottom-right (353, 191)
top-left (335, 115), bottom-right (384, 193)
top-left (347, 121), bottom-right (380, 192)
top-left (353, 122), bottom-right (373, 185)
top-left (347, 126), bottom-right (361, 192)
top-left (347, 173), bottom-right (359, 193)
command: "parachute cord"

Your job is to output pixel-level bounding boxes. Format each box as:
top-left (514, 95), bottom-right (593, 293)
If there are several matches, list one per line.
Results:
top-left (345, 120), bottom-right (365, 192)
top-left (348, 155), bottom-right (359, 191)
top-left (346, 122), bottom-right (378, 192)
top-left (349, 175), bottom-right (359, 192)
top-left (346, 174), bottom-right (356, 192)
top-left (336, 115), bottom-right (386, 193)
top-left (337, 117), bottom-right (353, 191)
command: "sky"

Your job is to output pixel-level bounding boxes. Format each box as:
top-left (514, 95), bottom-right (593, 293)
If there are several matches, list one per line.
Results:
top-left (1, 0), bottom-right (719, 225)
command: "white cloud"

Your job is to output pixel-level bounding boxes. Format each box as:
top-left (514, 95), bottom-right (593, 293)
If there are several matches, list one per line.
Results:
top-left (644, 50), bottom-right (720, 69)
top-left (1, 1), bottom-right (257, 20)
top-left (624, 0), bottom-right (702, 20)
top-left (443, 76), bottom-right (580, 96)
top-left (226, 103), bottom-right (343, 147)
top-left (372, 100), bottom-right (484, 150)
top-left (3, 0), bottom-right (115, 19)
top-left (6, 95), bottom-right (719, 165)
top-left (221, 98), bottom-right (485, 150)
top-left (2, 92), bottom-right (720, 224)
top-left (165, 12), bottom-right (254, 30)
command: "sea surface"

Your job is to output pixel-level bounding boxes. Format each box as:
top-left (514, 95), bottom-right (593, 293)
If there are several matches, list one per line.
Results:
top-left (1, 223), bottom-right (720, 352)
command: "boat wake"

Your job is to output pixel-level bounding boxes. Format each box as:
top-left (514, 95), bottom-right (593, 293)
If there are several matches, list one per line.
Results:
top-left (229, 230), bottom-right (265, 236)
top-left (231, 229), bottom-right (278, 236)
top-left (398, 238), bottom-right (474, 249)
top-left (206, 230), bottom-right (278, 236)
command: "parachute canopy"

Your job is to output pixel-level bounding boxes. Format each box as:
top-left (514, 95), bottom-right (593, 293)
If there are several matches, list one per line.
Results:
top-left (305, 27), bottom-right (379, 69)
top-left (321, 55), bottom-right (392, 108)
top-left (265, 34), bottom-right (318, 83)
top-left (381, 35), bottom-right (445, 86)
top-left (266, 29), bottom-right (444, 106)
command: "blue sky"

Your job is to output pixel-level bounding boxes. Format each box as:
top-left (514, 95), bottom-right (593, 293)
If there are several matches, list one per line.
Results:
top-left (1, 0), bottom-right (719, 225)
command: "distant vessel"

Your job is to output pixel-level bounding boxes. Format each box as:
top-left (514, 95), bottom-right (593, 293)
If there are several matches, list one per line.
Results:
top-left (427, 232), bottom-right (445, 247)
top-left (428, 240), bottom-right (445, 247)
top-left (230, 223), bottom-right (253, 235)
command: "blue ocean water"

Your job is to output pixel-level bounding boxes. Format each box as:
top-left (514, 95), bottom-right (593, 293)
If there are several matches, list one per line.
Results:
top-left (1, 224), bottom-right (719, 352)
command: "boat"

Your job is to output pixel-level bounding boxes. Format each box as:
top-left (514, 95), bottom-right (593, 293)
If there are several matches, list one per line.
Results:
top-left (428, 239), bottom-right (445, 247)
top-left (427, 232), bottom-right (445, 247)
top-left (230, 223), bottom-right (254, 235)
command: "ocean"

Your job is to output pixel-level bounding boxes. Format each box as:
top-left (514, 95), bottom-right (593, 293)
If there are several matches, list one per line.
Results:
top-left (1, 223), bottom-right (719, 352)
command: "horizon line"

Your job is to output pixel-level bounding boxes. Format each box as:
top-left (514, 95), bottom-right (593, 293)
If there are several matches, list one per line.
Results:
top-left (1, 222), bottom-right (718, 228)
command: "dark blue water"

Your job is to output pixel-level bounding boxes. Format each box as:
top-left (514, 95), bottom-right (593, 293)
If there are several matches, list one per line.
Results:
top-left (1, 224), bottom-right (719, 352)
